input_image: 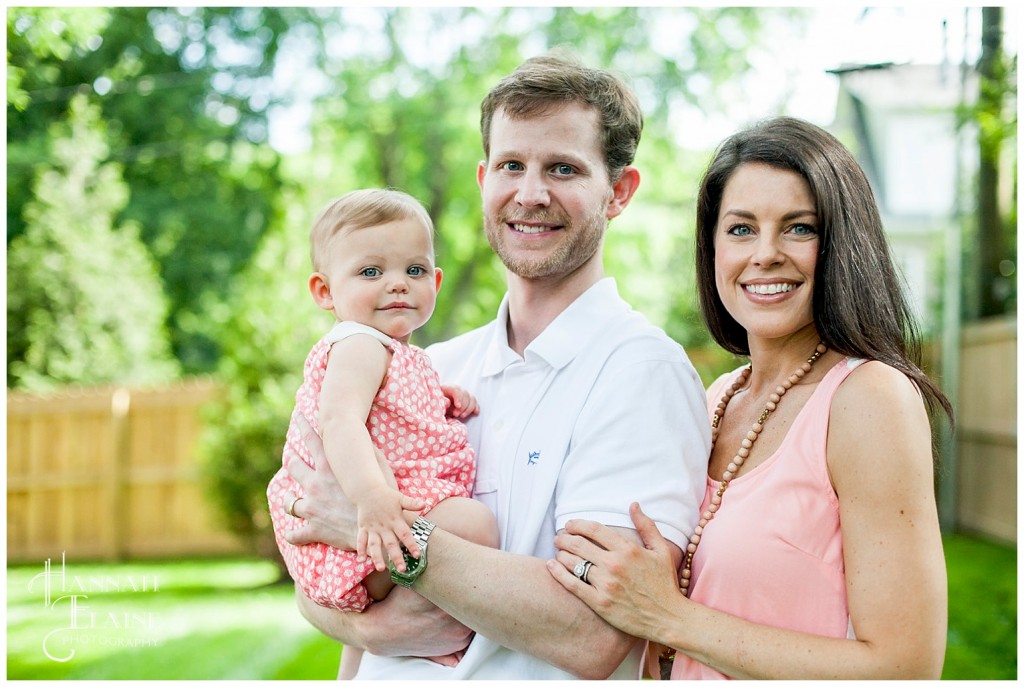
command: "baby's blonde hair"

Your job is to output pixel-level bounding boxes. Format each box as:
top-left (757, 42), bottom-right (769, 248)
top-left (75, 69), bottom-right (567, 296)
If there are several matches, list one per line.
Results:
top-left (310, 189), bottom-right (434, 272)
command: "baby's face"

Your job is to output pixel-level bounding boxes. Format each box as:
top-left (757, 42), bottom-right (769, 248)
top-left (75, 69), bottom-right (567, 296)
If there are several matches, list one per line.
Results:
top-left (321, 218), bottom-right (441, 343)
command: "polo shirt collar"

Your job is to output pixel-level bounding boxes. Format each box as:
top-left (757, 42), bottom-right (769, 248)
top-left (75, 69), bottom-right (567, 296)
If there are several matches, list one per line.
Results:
top-left (480, 278), bottom-right (628, 375)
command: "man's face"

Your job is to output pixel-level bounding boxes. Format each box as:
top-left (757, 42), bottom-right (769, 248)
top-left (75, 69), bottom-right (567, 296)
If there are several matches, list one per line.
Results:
top-left (476, 103), bottom-right (619, 281)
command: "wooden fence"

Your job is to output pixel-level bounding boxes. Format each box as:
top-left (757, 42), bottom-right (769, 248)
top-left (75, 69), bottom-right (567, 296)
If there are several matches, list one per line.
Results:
top-left (6, 319), bottom-right (1017, 562)
top-left (955, 316), bottom-right (1017, 544)
top-left (7, 378), bottom-right (246, 563)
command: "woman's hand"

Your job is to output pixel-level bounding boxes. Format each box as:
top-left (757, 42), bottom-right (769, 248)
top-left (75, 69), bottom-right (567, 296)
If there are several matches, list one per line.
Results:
top-left (546, 502), bottom-right (685, 642)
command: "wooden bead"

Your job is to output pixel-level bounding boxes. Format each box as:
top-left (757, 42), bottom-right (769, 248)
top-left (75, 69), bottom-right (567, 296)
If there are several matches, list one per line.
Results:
top-left (679, 343), bottom-right (825, 598)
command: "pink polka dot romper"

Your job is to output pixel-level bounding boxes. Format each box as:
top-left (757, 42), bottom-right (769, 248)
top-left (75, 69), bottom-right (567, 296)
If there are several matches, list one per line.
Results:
top-left (267, 321), bottom-right (476, 612)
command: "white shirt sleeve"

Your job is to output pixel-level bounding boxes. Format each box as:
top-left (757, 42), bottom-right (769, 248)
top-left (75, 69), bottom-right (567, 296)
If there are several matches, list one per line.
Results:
top-left (553, 340), bottom-right (709, 550)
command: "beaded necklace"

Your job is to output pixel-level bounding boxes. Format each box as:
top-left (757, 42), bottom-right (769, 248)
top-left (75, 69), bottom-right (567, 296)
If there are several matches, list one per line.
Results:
top-left (679, 341), bottom-right (828, 597)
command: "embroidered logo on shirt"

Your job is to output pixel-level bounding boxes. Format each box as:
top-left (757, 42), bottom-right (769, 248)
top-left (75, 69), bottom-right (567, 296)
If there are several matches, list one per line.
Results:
top-left (527, 451), bottom-right (540, 466)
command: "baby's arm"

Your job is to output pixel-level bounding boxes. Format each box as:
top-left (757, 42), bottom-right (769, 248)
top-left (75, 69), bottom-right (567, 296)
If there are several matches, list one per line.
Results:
top-left (440, 384), bottom-right (479, 420)
top-left (318, 334), bottom-right (424, 571)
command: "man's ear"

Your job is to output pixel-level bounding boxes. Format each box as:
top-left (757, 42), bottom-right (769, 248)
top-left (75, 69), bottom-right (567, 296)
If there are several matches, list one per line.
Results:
top-left (308, 272), bottom-right (334, 311)
top-left (606, 166), bottom-right (641, 220)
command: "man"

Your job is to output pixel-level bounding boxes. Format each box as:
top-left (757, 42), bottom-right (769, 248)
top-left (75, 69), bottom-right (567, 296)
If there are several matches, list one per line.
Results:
top-left (283, 52), bottom-right (709, 679)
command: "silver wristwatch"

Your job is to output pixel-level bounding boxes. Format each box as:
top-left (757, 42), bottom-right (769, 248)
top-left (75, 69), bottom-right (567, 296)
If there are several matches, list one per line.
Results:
top-left (388, 516), bottom-right (436, 588)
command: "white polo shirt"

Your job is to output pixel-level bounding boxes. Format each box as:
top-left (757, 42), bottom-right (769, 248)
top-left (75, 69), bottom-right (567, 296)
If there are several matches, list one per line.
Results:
top-left (355, 278), bottom-right (709, 680)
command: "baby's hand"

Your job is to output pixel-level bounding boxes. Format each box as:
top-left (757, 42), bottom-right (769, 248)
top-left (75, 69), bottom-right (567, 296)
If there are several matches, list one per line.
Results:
top-left (356, 486), bottom-right (424, 572)
top-left (441, 384), bottom-right (479, 419)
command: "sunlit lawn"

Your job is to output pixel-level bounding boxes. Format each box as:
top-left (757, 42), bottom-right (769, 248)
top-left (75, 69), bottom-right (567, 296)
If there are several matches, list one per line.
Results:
top-left (6, 533), bottom-right (1016, 679)
top-left (6, 558), bottom-right (340, 680)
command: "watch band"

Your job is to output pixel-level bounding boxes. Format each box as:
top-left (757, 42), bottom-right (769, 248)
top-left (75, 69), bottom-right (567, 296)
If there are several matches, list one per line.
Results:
top-left (388, 516), bottom-right (436, 588)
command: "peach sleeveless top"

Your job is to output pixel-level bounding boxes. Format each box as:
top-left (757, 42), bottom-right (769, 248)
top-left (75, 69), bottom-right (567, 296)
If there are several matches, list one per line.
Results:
top-left (672, 357), bottom-right (865, 680)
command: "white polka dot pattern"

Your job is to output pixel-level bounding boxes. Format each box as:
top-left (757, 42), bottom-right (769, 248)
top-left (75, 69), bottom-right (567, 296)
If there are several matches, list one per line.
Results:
top-left (267, 335), bottom-right (476, 611)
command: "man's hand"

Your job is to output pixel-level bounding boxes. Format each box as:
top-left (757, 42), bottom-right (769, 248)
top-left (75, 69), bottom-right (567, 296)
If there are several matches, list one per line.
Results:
top-left (284, 414), bottom-right (424, 551)
top-left (283, 413), bottom-right (360, 550)
top-left (295, 584), bottom-right (474, 665)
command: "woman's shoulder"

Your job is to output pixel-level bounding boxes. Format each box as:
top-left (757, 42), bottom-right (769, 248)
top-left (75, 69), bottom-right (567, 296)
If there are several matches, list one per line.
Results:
top-left (829, 359), bottom-right (930, 441)
top-left (834, 359), bottom-right (922, 407)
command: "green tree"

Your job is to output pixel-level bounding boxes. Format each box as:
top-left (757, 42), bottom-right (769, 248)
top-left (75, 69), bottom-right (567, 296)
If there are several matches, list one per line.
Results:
top-left (970, 6), bottom-right (1017, 318)
top-left (7, 7), bottom-right (313, 372)
top-left (199, 189), bottom-right (324, 557)
top-left (199, 6), bottom-right (802, 556)
top-left (7, 94), bottom-right (178, 390)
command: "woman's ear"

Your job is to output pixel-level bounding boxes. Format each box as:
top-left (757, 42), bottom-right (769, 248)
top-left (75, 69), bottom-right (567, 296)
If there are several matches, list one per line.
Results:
top-left (308, 272), bottom-right (334, 311)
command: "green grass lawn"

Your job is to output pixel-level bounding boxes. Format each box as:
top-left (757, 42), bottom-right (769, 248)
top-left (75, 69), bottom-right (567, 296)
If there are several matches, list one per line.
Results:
top-left (6, 557), bottom-right (341, 679)
top-left (942, 533), bottom-right (1018, 679)
top-left (6, 533), bottom-right (1016, 679)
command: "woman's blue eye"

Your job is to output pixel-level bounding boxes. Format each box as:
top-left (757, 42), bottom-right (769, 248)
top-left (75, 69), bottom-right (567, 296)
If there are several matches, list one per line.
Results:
top-left (728, 224), bottom-right (753, 237)
top-left (791, 223), bottom-right (818, 236)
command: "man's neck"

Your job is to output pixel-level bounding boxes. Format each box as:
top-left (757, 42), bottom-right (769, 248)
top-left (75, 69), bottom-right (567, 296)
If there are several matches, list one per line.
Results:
top-left (504, 263), bottom-right (604, 356)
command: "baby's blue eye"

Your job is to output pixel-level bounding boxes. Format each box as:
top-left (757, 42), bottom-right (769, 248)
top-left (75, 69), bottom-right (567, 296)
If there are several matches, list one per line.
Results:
top-left (360, 267), bottom-right (381, 277)
top-left (407, 266), bottom-right (426, 276)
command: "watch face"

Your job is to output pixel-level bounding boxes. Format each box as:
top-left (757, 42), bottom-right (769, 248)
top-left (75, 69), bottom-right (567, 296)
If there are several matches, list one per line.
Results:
top-left (388, 517), bottom-right (434, 587)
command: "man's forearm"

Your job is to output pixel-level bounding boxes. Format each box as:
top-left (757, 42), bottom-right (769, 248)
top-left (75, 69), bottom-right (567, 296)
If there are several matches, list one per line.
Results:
top-left (295, 584), bottom-right (366, 648)
top-left (413, 528), bottom-right (640, 679)
top-left (296, 583), bottom-right (475, 660)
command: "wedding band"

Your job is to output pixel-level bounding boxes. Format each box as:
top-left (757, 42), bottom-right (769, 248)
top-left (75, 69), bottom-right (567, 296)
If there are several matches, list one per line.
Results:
top-left (286, 495), bottom-right (302, 518)
top-left (573, 559), bottom-right (593, 584)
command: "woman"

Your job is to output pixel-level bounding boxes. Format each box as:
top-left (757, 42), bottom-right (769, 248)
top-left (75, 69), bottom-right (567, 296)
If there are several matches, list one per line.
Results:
top-left (547, 116), bottom-right (951, 679)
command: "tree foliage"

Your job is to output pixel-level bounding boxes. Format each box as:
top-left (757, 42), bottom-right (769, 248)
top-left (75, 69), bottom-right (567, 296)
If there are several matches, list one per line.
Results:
top-left (7, 7), bottom-right (313, 372)
top-left (969, 6), bottom-right (1017, 318)
top-left (195, 6), bottom-right (791, 555)
top-left (198, 189), bottom-right (325, 554)
top-left (7, 94), bottom-right (178, 390)
top-left (7, 6), bottom-right (817, 555)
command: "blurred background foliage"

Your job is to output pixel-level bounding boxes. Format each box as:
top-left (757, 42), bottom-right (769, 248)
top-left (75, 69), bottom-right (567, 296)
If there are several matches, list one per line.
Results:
top-left (6, 7), bottom-right (1015, 554)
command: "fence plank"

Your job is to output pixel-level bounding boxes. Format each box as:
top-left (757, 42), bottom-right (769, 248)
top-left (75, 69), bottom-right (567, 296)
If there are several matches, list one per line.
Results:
top-left (6, 379), bottom-right (245, 563)
top-left (956, 316), bottom-right (1017, 544)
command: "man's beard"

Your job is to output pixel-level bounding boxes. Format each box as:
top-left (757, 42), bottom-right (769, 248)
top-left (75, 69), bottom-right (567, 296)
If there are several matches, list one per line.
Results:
top-left (485, 206), bottom-right (607, 280)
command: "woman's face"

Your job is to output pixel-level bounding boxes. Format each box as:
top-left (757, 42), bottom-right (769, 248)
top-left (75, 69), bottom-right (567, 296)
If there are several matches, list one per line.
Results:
top-left (713, 162), bottom-right (820, 343)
